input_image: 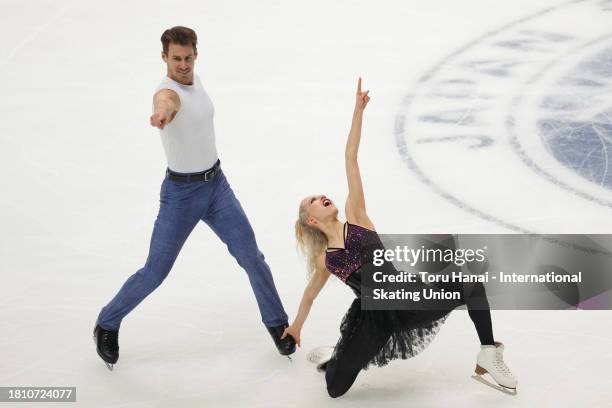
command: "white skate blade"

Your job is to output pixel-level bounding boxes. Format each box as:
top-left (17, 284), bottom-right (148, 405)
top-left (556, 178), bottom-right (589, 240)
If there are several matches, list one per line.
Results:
top-left (472, 374), bottom-right (517, 396)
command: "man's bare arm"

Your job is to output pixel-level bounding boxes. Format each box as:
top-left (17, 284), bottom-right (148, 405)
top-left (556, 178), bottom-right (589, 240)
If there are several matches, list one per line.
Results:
top-left (150, 89), bottom-right (181, 129)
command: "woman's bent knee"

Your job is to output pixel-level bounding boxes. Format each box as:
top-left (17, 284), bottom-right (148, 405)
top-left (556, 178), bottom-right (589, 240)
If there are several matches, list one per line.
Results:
top-left (327, 384), bottom-right (348, 399)
top-left (325, 368), bottom-right (354, 398)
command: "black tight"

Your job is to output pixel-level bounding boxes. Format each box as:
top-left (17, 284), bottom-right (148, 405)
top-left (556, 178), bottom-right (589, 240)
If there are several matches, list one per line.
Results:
top-left (465, 282), bottom-right (495, 345)
top-left (324, 318), bottom-right (391, 398)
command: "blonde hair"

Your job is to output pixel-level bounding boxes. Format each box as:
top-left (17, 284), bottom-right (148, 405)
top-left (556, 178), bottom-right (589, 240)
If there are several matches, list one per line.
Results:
top-left (295, 202), bottom-right (328, 278)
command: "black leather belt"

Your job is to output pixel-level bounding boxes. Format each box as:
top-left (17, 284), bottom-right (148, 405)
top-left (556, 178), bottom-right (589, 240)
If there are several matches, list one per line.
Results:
top-left (166, 159), bottom-right (221, 182)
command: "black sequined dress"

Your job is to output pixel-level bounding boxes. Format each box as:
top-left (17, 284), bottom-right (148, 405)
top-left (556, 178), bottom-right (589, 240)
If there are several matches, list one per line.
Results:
top-left (324, 222), bottom-right (460, 370)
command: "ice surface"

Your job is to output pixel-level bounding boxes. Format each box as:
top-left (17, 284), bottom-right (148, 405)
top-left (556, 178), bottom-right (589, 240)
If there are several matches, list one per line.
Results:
top-left (1, 0), bottom-right (611, 406)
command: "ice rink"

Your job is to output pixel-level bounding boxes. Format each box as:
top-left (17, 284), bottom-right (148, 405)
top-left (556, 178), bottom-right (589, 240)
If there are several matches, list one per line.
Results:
top-left (2, 0), bottom-right (612, 406)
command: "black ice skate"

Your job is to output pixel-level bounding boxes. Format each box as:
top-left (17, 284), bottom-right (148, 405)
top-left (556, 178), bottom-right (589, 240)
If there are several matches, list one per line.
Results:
top-left (93, 323), bottom-right (119, 371)
top-left (267, 323), bottom-right (296, 359)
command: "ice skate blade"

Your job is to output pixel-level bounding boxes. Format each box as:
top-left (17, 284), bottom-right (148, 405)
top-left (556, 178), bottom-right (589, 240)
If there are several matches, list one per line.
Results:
top-left (472, 374), bottom-right (517, 396)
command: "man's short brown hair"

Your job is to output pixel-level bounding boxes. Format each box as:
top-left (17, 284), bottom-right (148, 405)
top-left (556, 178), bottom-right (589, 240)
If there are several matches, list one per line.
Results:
top-left (161, 26), bottom-right (197, 55)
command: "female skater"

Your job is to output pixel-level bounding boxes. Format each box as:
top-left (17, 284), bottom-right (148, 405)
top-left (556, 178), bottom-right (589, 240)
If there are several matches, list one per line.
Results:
top-left (281, 78), bottom-right (518, 398)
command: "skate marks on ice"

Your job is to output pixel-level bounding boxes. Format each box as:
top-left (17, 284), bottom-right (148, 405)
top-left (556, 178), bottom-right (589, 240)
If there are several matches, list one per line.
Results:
top-left (509, 33), bottom-right (612, 207)
top-left (0, 1), bottom-right (75, 72)
top-left (395, 0), bottom-right (612, 232)
top-left (501, 320), bottom-right (612, 405)
top-left (306, 346), bottom-right (335, 372)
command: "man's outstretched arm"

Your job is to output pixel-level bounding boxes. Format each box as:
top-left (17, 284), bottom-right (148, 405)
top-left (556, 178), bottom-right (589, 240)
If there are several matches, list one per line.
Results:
top-left (150, 89), bottom-right (181, 130)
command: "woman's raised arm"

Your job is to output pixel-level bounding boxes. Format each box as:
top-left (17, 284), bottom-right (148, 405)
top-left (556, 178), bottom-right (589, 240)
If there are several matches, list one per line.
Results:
top-left (345, 77), bottom-right (375, 230)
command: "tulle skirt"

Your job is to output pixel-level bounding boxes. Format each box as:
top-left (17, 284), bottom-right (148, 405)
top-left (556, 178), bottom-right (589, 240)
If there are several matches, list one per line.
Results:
top-left (328, 296), bottom-right (453, 371)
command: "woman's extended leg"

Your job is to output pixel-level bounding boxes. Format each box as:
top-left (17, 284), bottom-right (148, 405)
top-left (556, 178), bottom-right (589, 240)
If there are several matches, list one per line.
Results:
top-left (465, 284), bottom-right (518, 393)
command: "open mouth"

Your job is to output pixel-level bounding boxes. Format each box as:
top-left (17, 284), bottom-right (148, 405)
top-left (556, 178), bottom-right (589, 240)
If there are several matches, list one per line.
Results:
top-left (322, 198), bottom-right (332, 207)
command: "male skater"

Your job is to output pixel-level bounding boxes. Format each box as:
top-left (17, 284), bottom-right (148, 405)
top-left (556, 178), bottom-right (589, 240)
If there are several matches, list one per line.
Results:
top-left (93, 26), bottom-right (295, 370)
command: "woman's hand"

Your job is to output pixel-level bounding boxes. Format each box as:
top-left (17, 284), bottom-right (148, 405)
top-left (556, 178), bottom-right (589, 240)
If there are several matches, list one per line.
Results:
top-left (355, 77), bottom-right (370, 111)
top-left (281, 324), bottom-right (302, 347)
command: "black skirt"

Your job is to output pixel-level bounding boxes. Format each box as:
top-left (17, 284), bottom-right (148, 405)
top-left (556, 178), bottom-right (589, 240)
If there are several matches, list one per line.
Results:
top-left (329, 267), bottom-right (459, 370)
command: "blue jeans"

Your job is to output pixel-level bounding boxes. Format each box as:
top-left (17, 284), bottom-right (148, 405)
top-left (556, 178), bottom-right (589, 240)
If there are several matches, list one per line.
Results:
top-left (97, 164), bottom-right (289, 330)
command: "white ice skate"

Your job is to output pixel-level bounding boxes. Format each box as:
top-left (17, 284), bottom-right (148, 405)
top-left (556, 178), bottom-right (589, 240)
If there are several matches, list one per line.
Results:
top-left (472, 341), bottom-right (517, 396)
top-left (306, 346), bottom-right (335, 372)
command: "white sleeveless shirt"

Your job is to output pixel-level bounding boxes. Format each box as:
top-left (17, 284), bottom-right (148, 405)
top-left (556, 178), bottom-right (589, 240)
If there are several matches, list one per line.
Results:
top-left (154, 74), bottom-right (219, 173)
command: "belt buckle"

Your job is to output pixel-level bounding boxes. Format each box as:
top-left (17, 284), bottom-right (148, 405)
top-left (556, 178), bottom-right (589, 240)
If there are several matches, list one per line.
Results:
top-left (201, 163), bottom-right (218, 182)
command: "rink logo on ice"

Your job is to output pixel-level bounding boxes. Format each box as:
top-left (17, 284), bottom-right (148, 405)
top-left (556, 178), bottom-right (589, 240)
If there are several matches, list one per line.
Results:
top-left (395, 0), bottom-right (612, 232)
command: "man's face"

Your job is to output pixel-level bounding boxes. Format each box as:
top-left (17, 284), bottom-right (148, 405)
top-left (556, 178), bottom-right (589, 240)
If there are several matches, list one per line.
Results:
top-left (162, 43), bottom-right (197, 84)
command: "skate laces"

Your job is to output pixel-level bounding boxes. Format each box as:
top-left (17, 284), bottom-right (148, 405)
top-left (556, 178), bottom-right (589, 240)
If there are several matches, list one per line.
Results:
top-left (494, 349), bottom-right (514, 378)
top-left (102, 330), bottom-right (118, 348)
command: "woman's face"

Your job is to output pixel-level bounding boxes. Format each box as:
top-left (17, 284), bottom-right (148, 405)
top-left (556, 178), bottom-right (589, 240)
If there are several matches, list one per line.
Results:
top-left (300, 194), bottom-right (338, 227)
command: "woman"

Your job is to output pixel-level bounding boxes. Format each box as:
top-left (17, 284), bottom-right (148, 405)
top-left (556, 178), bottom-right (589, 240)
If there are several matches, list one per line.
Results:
top-left (281, 78), bottom-right (518, 398)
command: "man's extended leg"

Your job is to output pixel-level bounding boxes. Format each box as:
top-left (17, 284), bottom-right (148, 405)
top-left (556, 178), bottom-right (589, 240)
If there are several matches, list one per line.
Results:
top-left (97, 179), bottom-right (202, 330)
top-left (200, 170), bottom-right (294, 354)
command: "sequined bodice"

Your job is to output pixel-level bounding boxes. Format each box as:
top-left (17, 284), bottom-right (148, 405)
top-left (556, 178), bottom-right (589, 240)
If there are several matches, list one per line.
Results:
top-left (325, 222), bottom-right (384, 283)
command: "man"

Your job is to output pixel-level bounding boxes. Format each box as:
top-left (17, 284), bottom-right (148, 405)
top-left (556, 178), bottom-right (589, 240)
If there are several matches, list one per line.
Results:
top-left (93, 26), bottom-right (295, 371)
